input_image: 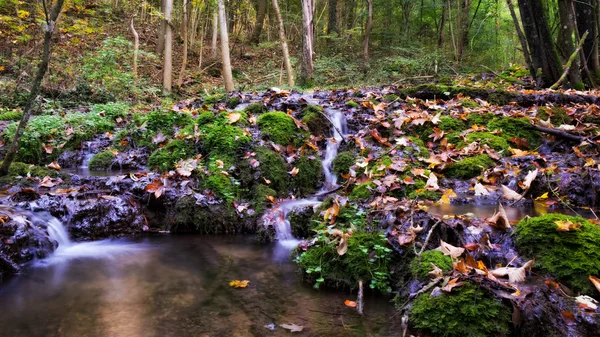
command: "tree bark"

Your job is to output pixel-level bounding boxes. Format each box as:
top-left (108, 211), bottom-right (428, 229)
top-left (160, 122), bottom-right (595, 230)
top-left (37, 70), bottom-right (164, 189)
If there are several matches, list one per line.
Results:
top-left (557, 0), bottom-right (583, 88)
top-left (299, 0), bottom-right (315, 87)
top-left (328, 0), bottom-right (338, 34)
top-left (363, 0), bottom-right (373, 64)
top-left (0, 0), bottom-right (66, 177)
top-left (574, 0), bottom-right (599, 74)
top-left (506, 0), bottom-right (535, 78)
top-left (218, 0), bottom-right (235, 92)
top-left (517, 0), bottom-right (562, 87)
top-left (163, 0), bottom-right (173, 94)
top-left (211, 10), bottom-right (218, 58)
top-left (456, 0), bottom-right (471, 62)
top-left (438, 0), bottom-right (449, 47)
top-left (157, 0), bottom-right (167, 55)
top-left (250, 0), bottom-right (268, 44)
top-left (272, 0), bottom-right (294, 86)
top-left (177, 0), bottom-right (189, 87)
top-left (130, 17), bottom-right (139, 80)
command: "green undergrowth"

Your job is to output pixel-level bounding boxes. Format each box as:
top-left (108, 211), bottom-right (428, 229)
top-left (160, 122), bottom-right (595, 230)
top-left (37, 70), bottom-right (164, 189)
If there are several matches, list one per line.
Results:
top-left (444, 155), bottom-right (494, 179)
top-left (257, 111), bottom-right (308, 146)
top-left (0, 161), bottom-right (66, 185)
top-left (0, 109), bottom-right (23, 121)
top-left (410, 250), bottom-right (452, 280)
top-left (295, 232), bottom-right (393, 291)
top-left (173, 196), bottom-right (237, 234)
top-left (252, 184), bottom-right (276, 215)
top-left (88, 151), bottom-right (115, 170)
top-left (410, 282), bottom-right (511, 337)
top-left (397, 84), bottom-right (514, 106)
top-left (515, 214), bottom-right (600, 294)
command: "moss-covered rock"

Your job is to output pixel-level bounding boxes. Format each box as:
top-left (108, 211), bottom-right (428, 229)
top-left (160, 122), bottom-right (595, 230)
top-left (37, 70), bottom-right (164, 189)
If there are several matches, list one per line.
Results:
top-left (252, 184), bottom-right (276, 215)
top-left (410, 282), bottom-right (511, 337)
top-left (257, 112), bottom-right (308, 146)
top-left (226, 96), bottom-right (241, 109)
top-left (461, 132), bottom-right (510, 152)
top-left (88, 151), bottom-right (115, 170)
top-left (202, 124), bottom-right (250, 155)
top-left (515, 214), bottom-right (600, 294)
top-left (332, 151), bottom-right (356, 176)
top-left (148, 140), bottom-right (195, 172)
top-left (487, 117), bottom-right (540, 147)
top-left (410, 250), bottom-right (452, 280)
top-left (295, 232), bottom-right (392, 291)
top-left (349, 182), bottom-right (376, 201)
top-left (346, 100), bottom-right (360, 108)
top-left (466, 112), bottom-right (495, 127)
top-left (204, 173), bottom-right (238, 203)
top-left (444, 155), bottom-right (494, 179)
top-left (301, 104), bottom-right (329, 136)
top-left (173, 196), bottom-right (239, 234)
top-left (537, 107), bottom-right (572, 125)
top-left (196, 111), bottom-right (215, 126)
top-left (405, 179), bottom-right (443, 201)
top-left (255, 147), bottom-right (289, 193)
top-left (244, 103), bottom-right (266, 115)
top-left (293, 155), bottom-right (323, 196)
top-left (203, 93), bottom-right (226, 105)
top-left (144, 110), bottom-right (194, 136)
top-left (5, 162), bottom-right (57, 178)
top-left (458, 98), bottom-right (480, 108)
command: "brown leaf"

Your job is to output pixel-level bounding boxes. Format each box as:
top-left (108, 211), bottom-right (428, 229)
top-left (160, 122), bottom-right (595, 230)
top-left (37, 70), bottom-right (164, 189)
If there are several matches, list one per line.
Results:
top-left (491, 259), bottom-right (534, 283)
top-left (425, 173), bottom-right (439, 191)
top-left (501, 185), bottom-right (522, 201)
top-left (337, 234), bottom-right (349, 256)
top-left (290, 167), bottom-right (299, 176)
top-left (561, 311), bottom-right (576, 325)
top-left (344, 300), bottom-right (357, 307)
top-left (46, 161), bottom-right (61, 171)
top-left (441, 277), bottom-right (464, 293)
top-left (519, 169), bottom-right (538, 190)
top-left (439, 240), bottom-right (465, 259)
top-left (324, 202), bottom-right (340, 224)
top-left (489, 203), bottom-right (511, 230)
top-left (280, 323), bottom-right (304, 332)
top-left (38, 176), bottom-right (58, 188)
top-left (474, 183), bottom-right (490, 196)
top-left (590, 275), bottom-right (600, 293)
top-left (43, 144), bottom-right (53, 154)
top-left (227, 112), bottom-right (241, 124)
top-left (397, 232), bottom-right (416, 246)
top-left (428, 263), bottom-right (444, 278)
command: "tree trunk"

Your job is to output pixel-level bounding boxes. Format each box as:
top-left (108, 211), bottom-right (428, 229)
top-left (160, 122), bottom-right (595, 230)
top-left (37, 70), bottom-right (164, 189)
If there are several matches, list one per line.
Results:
top-left (0, 0), bottom-right (66, 177)
top-left (517, 0), bottom-right (562, 87)
top-left (328, 0), bottom-right (338, 34)
top-left (346, 0), bottom-right (356, 31)
top-left (272, 0), bottom-right (294, 86)
top-left (157, 0), bottom-right (167, 55)
top-left (218, 0), bottom-right (235, 92)
top-left (363, 0), bottom-right (373, 65)
top-left (506, 0), bottom-right (535, 77)
top-left (575, 0), bottom-right (599, 74)
top-left (163, 0), bottom-right (173, 94)
top-left (438, 0), bottom-right (449, 47)
top-left (177, 0), bottom-right (189, 87)
top-left (250, 0), bottom-right (268, 44)
top-left (211, 10), bottom-right (218, 58)
top-left (456, 0), bottom-right (471, 62)
top-left (557, 0), bottom-right (583, 88)
top-left (130, 17), bottom-right (139, 80)
top-left (299, 0), bottom-right (315, 87)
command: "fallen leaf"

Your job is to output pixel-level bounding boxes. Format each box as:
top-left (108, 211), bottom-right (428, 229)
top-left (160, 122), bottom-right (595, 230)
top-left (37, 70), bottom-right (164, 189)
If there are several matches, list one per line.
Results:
top-left (152, 132), bottom-right (167, 144)
top-left (576, 295), bottom-right (598, 311)
top-left (46, 161), bottom-right (61, 171)
top-left (397, 232), bottom-right (416, 245)
top-left (489, 203), bottom-right (511, 230)
top-left (227, 112), bottom-right (241, 124)
top-left (38, 176), bottom-right (57, 188)
top-left (474, 183), bottom-right (490, 196)
top-left (229, 280), bottom-right (250, 288)
top-left (441, 277), bottom-right (464, 292)
top-left (425, 172), bottom-right (439, 191)
top-left (535, 192), bottom-right (549, 201)
top-left (585, 158), bottom-right (596, 167)
top-left (491, 260), bottom-right (534, 283)
top-left (554, 219), bottom-right (581, 232)
top-left (216, 159), bottom-right (224, 169)
top-left (344, 300), bottom-right (357, 308)
top-left (337, 234), bottom-right (349, 256)
top-left (501, 185), bottom-right (522, 201)
top-left (280, 323), bottom-right (304, 332)
top-left (519, 169), bottom-right (538, 190)
top-left (43, 144), bottom-right (53, 154)
top-left (429, 263), bottom-right (444, 278)
top-left (590, 275), bottom-right (600, 293)
top-left (439, 240), bottom-right (465, 259)
top-left (324, 202), bottom-right (340, 224)
top-left (561, 311), bottom-right (576, 325)
top-left (290, 167), bottom-right (299, 176)
top-left (176, 158), bottom-right (197, 177)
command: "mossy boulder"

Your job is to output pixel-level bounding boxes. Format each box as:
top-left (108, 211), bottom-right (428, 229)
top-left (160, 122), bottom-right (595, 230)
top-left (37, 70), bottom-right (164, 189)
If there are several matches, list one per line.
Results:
top-left (301, 104), bottom-right (329, 136)
top-left (252, 184), bottom-right (276, 215)
top-left (173, 196), bottom-right (239, 234)
top-left (295, 232), bottom-right (392, 291)
top-left (293, 155), bottom-right (323, 196)
top-left (144, 110), bottom-right (194, 136)
top-left (461, 132), bottom-right (510, 152)
top-left (88, 151), bottom-right (115, 170)
top-left (148, 140), bottom-right (195, 172)
top-left (444, 155), bottom-right (494, 179)
top-left (332, 151), bottom-right (356, 176)
top-left (458, 98), bottom-right (480, 108)
top-left (204, 173), bottom-right (238, 203)
top-left (202, 124), bottom-right (250, 155)
top-left (203, 94), bottom-right (226, 105)
top-left (255, 147), bottom-right (289, 193)
top-left (244, 103), bottom-right (266, 115)
top-left (226, 96), bottom-right (241, 109)
top-left (4, 162), bottom-right (57, 178)
top-left (466, 112), bottom-right (495, 127)
top-left (410, 282), bottom-right (511, 337)
top-left (537, 107), bottom-right (571, 125)
top-left (257, 112), bottom-right (308, 146)
top-left (349, 182), bottom-right (376, 201)
top-left (487, 117), bottom-right (540, 147)
top-left (515, 214), bottom-right (600, 294)
top-left (410, 250), bottom-right (452, 280)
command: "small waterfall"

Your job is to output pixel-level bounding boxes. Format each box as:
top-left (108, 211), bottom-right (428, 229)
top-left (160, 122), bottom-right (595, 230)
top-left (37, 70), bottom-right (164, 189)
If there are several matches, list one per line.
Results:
top-left (321, 108), bottom-right (348, 191)
top-left (79, 141), bottom-right (94, 169)
top-left (270, 199), bottom-right (322, 247)
top-left (46, 217), bottom-right (72, 248)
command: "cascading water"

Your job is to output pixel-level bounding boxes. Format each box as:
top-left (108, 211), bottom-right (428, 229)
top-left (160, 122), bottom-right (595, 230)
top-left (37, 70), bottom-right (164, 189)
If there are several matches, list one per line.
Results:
top-left (320, 108), bottom-right (348, 191)
top-left (79, 141), bottom-right (94, 169)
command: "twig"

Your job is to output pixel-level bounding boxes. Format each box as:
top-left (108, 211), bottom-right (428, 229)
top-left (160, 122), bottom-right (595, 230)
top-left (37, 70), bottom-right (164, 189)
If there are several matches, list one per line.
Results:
top-left (550, 31), bottom-right (589, 90)
top-left (529, 124), bottom-right (584, 142)
top-left (545, 176), bottom-right (581, 216)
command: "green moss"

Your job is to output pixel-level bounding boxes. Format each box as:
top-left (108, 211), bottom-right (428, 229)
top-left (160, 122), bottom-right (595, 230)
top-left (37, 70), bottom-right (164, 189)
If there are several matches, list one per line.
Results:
top-left (226, 96), bottom-right (241, 109)
top-left (253, 184), bottom-right (276, 214)
top-left (349, 182), bottom-right (376, 201)
top-left (244, 103), bottom-right (266, 115)
top-left (466, 112), bottom-right (495, 127)
top-left (515, 214), bottom-right (600, 294)
top-left (91, 101), bottom-right (130, 119)
top-left (302, 105), bottom-right (329, 136)
top-left (332, 151), bottom-right (356, 176)
top-left (346, 100), bottom-right (360, 108)
top-left (4, 161), bottom-right (57, 178)
top-left (406, 179), bottom-right (443, 201)
top-left (204, 94), bottom-right (226, 105)
top-left (88, 151), bottom-right (115, 170)
top-left (256, 147), bottom-right (289, 193)
top-left (444, 155), bottom-right (494, 179)
top-left (537, 107), bottom-right (571, 125)
top-left (296, 232), bottom-right (392, 291)
top-left (410, 282), bottom-right (511, 337)
top-left (293, 155), bottom-right (323, 196)
top-left (0, 109), bottom-right (23, 121)
top-left (410, 250), bottom-right (452, 280)
top-left (196, 111), bottom-right (215, 126)
top-left (461, 132), bottom-right (510, 152)
top-left (406, 137), bottom-right (430, 157)
top-left (439, 116), bottom-right (467, 132)
top-left (204, 173), bottom-right (238, 203)
top-left (144, 110), bottom-right (194, 136)
top-left (383, 94), bottom-right (399, 102)
top-left (458, 98), bottom-right (479, 108)
top-left (397, 84), bottom-right (515, 106)
top-left (487, 117), bottom-right (540, 147)
top-left (202, 124), bottom-right (250, 156)
top-left (148, 140), bottom-right (195, 172)
top-left (257, 112), bottom-right (308, 146)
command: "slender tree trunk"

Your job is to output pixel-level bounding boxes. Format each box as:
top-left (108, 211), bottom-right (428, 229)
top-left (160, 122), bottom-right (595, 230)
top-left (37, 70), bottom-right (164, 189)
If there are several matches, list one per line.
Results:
top-left (0, 0), bottom-right (66, 177)
top-left (438, 0), bottom-right (449, 47)
top-left (363, 0), bottom-right (373, 65)
top-left (456, 0), bottom-right (471, 62)
top-left (575, 0), bottom-right (599, 74)
top-left (130, 17), bottom-right (139, 80)
top-left (557, 0), bottom-right (583, 88)
top-left (250, 0), bottom-right (268, 44)
top-left (177, 0), bottom-right (189, 87)
top-left (299, 0), bottom-right (315, 87)
top-left (157, 0), bottom-right (167, 55)
top-left (163, 0), bottom-right (173, 93)
top-left (272, 0), bottom-right (294, 86)
top-left (211, 10), bottom-right (218, 58)
top-left (328, 0), bottom-right (338, 34)
top-left (346, 0), bottom-right (356, 31)
top-left (218, 0), bottom-right (234, 92)
top-left (506, 0), bottom-right (535, 77)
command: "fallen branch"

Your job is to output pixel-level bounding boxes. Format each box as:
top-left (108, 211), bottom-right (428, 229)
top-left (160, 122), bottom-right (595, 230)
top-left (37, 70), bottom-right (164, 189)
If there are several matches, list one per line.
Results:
top-left (550, 31), bottom-right (589, 90)
top-left (357, 280), bottom-right (364, 315)
top-left (529, 124), bottom-right (584, 142)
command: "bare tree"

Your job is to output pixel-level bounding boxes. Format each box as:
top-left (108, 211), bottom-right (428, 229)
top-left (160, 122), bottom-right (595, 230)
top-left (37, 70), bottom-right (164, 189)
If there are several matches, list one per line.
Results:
top-left (130, 17), bottom-right (140, 80)
top-left (272, 0), bottom-right (294, 86)
top-left (250, 0), bottom-right (268, 44)
top-left (163, 0), bottom-right (173, 93)
top-left (177, 0), bottom-right (189, 87)
top-left (328, 0), bottom-right (338, 34)
top-left (299, 0), bottom-right (315, 86)
top-left (157, 0), bottom-right (167, 55)
top-left (218, 0), bottom-right (234, 91)
top-left (0, 0), bottom-right (66, 176)
top-left (363, 0), bottom-right (373, 64)
top-left (211, 9), bottom-right (218, 58)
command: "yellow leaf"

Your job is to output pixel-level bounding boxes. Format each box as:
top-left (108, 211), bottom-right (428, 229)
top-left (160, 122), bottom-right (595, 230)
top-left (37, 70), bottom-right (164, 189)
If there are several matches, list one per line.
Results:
top-left (554, 219), bottom-right (581, 232)
top-left (229, 280), bottom-right (250, 288)
top-left (227, 112), bottom-right (241, 124)
top-left (290, 167), bottom-right (299, 176)
top-left (535, 192), bottom-right (549, 201)
top-left (585, 158), bottom-right (596, 167)
top-left (216, 159), bottom-right (224, 168)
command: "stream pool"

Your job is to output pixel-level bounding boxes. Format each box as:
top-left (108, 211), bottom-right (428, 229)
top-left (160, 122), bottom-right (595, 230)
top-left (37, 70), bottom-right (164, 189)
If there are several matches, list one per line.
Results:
top-left (0, 236), bottom-right (395, 337)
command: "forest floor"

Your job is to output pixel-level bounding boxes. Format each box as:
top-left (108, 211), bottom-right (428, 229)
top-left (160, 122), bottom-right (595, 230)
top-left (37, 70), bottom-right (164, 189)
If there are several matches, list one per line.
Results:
top-left (1, 77), bottom-right (600, 336)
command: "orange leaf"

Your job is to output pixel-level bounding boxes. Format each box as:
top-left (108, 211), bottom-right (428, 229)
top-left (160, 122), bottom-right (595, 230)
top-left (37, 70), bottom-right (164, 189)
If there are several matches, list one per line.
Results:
top-left (589, 275), bottom-right (600, 293)
top-left (344, 300), bottom-right (357, 308)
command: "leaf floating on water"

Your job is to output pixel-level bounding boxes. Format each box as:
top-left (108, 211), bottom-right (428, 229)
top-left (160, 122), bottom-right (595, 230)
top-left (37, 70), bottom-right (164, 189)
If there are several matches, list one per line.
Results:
top-left (229, 280), bottom-right (250, 288)
top-left (280, 323), bottom-right (304, 332)
top-left (344, 300), bottom-right (357, 307)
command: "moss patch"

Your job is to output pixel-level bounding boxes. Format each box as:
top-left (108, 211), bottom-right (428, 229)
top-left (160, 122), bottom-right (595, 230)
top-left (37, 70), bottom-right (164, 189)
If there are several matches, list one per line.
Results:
top-left (466, 112), bottom-right (495, 127)
top-left (439, 116), bottom-right (466, 132)
top-left (252, 184), bottom-right (276, 214)
top-left (148, 140), bottom-right (195, 172)
top-left (515, 214), bottom-right (600, 294)
top-left (487, 117), bottom-right (540, 147)
top-left (537, 107), bottom-right (571, 125)
top-left (444, 155), bottom-right (494, 179)
top-left (410, 250), bottom-right (452, 280)
top-left (293, 155), bottom-right (323, 196)
top-left (332, 151), bottom-right (356, 176)
top-left (88, 151), bottom-right (115, 170)
top-left (301, 104), bottom-right (329, 136)
top-left (257, 112), bottom-right (308, 146)
top-left (410, 282), bottom-right (511, 337)
top-left (204, 173), bottom-right (238, 203)
top-left (462, 132), bottom-right (510, 152)
top-left (349, 182), bottom-right (376, 201)
top-left (0, 109), bottom-right (23, 121)
top-left (244, 103), bottom-right (266, 115)
top-left (255, 147), bottom-right (289, 194)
